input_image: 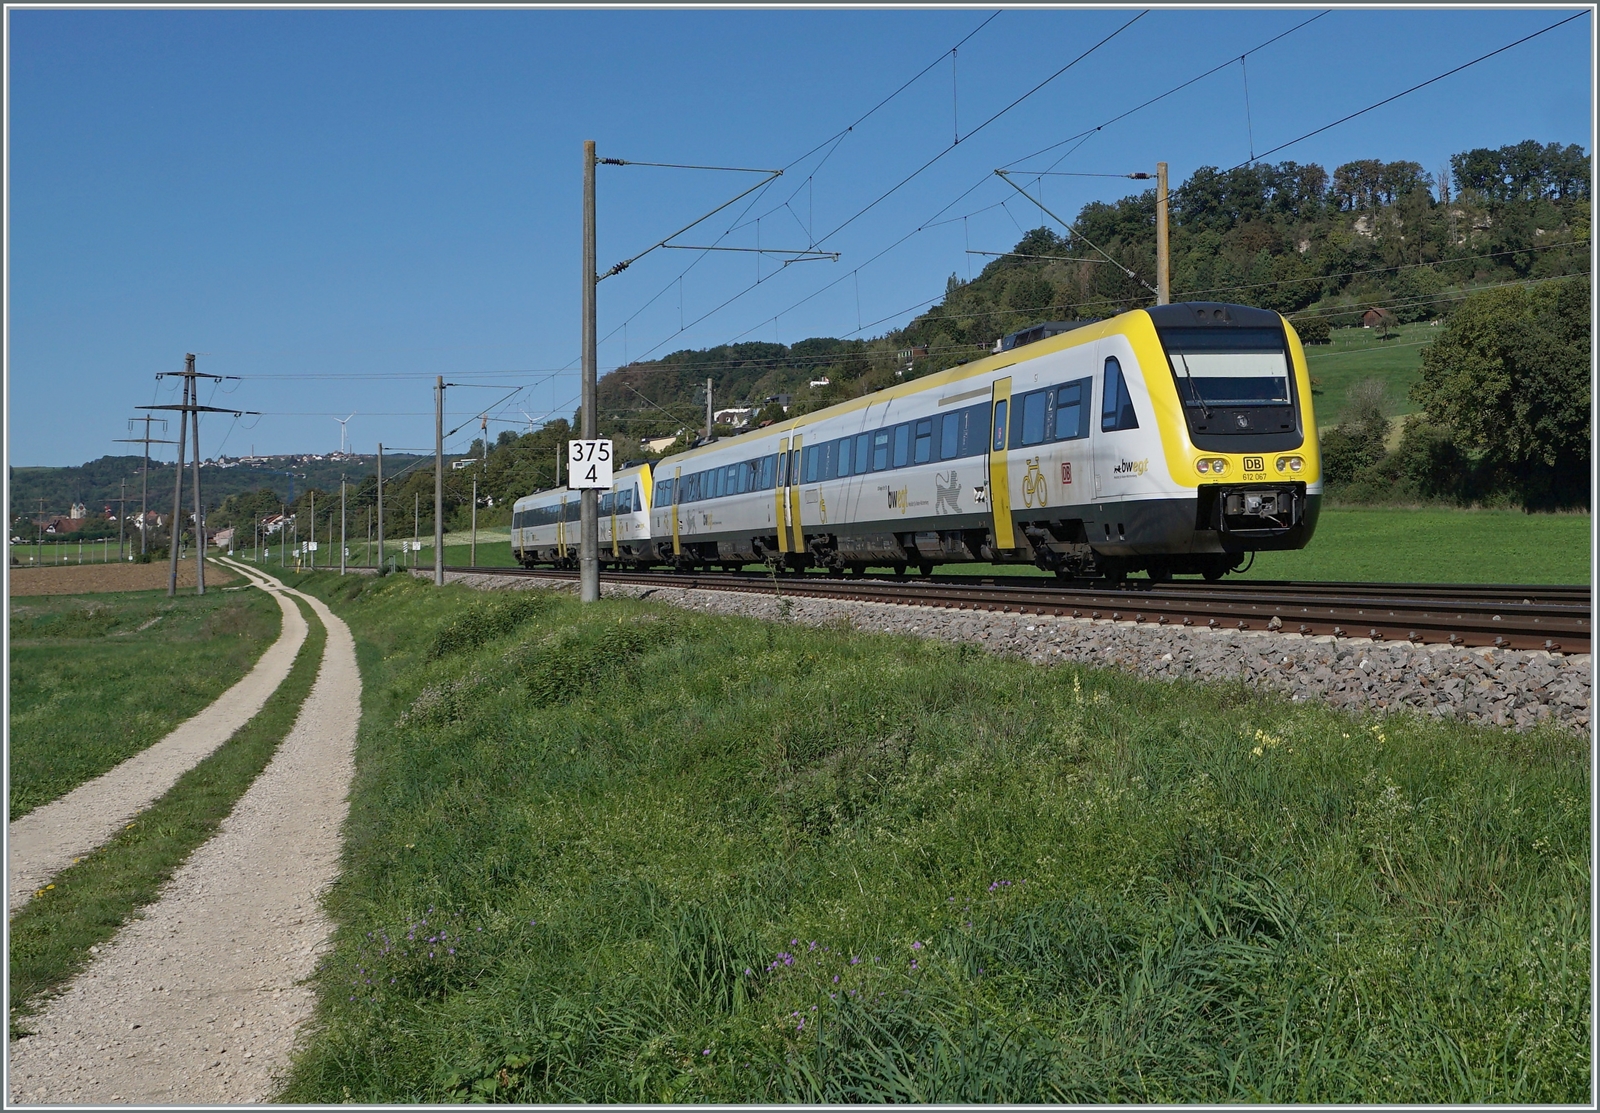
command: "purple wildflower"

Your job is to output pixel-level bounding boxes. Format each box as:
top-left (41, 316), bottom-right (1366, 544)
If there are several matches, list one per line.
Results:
top-left (912, 941), bottom-right (923, 950)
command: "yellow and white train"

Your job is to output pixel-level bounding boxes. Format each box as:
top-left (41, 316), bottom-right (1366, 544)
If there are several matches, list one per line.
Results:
top-left (517, 301), bottom-right (1322, 581)
top-left (511, 463), bottom-right (655, 568)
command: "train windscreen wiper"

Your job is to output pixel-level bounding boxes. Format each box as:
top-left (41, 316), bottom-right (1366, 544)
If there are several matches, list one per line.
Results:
top-left (1177, 353), bottom-right (1211, 420)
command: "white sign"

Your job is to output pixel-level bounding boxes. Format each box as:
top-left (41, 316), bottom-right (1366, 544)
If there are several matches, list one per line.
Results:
top-left (308, 541), bottom-right (319, 551)
top-left (567, 439), bottom-right (614, 489)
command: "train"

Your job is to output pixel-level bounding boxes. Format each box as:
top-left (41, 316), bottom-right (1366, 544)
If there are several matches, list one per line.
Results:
top-left (513, 301), bottom-right (1321, 581)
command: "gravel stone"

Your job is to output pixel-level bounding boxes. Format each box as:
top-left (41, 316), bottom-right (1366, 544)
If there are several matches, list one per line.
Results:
top-left (446, 570), bottom-right (1591, 735)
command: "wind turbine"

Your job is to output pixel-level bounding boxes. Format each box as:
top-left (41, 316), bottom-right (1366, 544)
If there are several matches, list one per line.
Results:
top-left (335, 412), bottom-right (355, 455)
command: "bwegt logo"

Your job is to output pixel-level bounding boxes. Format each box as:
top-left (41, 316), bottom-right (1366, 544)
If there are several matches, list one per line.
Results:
top-left (1112, 457), bottom-right (1149, 477)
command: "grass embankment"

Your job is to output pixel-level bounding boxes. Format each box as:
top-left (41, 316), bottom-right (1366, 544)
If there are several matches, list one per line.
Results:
top-left (8, 584), bottom-right (283, 818)
top-left (281, 573), bottom-right (1588, 1103)
top-left (8, 596), bottom-right (326, 1038)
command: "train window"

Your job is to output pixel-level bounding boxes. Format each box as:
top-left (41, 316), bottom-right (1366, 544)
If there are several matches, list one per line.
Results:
top-left (992, 400), bottom-right (1008, 452)
top-left (913, 418), bottom-right (933, 464)
top-left (891, 423), bottom-right (911, 468)
top-left (837, 436), bottom-right (854, 477)
top-left (724, 464), bottom-right (737, 495)
top-left (1102, 357), bottom-right (1139, 432)
top-left (760, 454), bottom-right (777, 490)
top-left (871, 429), bottom-right (891, 471)
top-left (939, 412), bottom-right (959, 460)
top-left (776, 451), bottom-right (788, 488)
top-left (788, 448), bottom-right (800, 486)
top-left (1018, 390), bottom-right (1049, 446)
top-left (802, 445), bottom-right (819, 484)
top-left (854, 432), bottom-right (870, 473)
top-left (656, 479), bottom-right (671, 506)
top-left (599, 492), bottom-right (613, 515)
top-left (1054, 378), bottom-right (1090, 441)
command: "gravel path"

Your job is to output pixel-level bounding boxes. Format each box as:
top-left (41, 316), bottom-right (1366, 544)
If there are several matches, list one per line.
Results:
top-left (447, 570), bottom-right (1591, 735)
top-left (7, 564), bottom-right (363, 1105)
top-left (8, 563), bottom-right (308, 916)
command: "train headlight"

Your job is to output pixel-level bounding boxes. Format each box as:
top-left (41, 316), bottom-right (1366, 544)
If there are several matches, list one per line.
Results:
top-left (1211, 458), bottom-right (1228, 475)
top-left (1196, 459), bottom-right (1210, 474)
top-left (1196, 457), bottom-right (1228, 475)
top-left (1276, 455), bottom-right (1304, 473)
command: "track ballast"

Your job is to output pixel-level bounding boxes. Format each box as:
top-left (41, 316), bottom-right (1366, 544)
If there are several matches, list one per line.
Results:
top-left (442, 566), bottom-right (1591, 655)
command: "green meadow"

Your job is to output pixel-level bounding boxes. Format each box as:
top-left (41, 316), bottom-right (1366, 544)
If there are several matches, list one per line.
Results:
top-left (279, 572), bottom-right (1588, 1103)
top-left (7, 586), bottom-right (282, 817)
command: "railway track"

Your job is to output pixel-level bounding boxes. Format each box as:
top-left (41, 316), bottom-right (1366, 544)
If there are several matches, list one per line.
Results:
top-left (443, 565), bottom-right (1592, 655)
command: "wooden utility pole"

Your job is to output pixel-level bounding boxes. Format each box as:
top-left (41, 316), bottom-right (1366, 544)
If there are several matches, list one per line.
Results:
top-left (340, 474), bottom-right (347, 575)
top-left (705, 377), bottom-right (713, 441)
top-left (114, 415), bottom-right (175, 557)
top-left (413, 492), bottom-right (419, 570)
top-left (308, 489), bottom-right (316, 571)
top-left (376, 443), bottom-right (385, 572)
top-left (470, 474), bottom-right (478, 567)
top-left (434, 375), bottom-right (445, 586)
top-left (117, 480), bottom-right (127, 561)
top-left (1156, 161), bottom-right (1170, 306)
top-left (580, 139), bottom-right (600, 604)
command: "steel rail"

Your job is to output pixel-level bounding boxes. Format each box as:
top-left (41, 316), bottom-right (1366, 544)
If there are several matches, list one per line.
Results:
top-left (442, 565), bottom-right (1590, 655)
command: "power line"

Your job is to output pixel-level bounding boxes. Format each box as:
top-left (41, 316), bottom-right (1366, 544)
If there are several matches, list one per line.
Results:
top-left (593, 10), bottom-right (1005, 356)
top-left (655, 13), bottom-right (1324, 362)
top-left (810, 11), bottom-right (1148, 249)
top-left (1003, 11), bottom-right (1330, 171)
top-left (714, 12), bottom-right (1587, 355)
top-left (1226, 10), bottom-right (1589, 171)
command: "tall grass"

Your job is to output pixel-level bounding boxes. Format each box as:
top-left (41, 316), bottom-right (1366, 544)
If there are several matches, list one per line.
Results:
top-left (280, 572), bottom-right (1589, 1103)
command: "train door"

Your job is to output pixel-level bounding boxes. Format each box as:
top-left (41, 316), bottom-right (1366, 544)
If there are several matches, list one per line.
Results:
top-left (671, 467), bottom-right (682, 557)
top-left (775, 438), bottom-right (790, 553)
top-left (987, 377), bottom-right (1016, 549)
top-left (557, 496), bottom-right (569, 561)
top-left (1091, 349), bottom-right (1142, 536)
top-left (787, 434), bottom-right (805, 554)
top-left (609, 483), bottom-right (620, 559)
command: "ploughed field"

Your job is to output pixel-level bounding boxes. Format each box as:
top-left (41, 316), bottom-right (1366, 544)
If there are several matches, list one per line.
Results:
top-left (279, 571), bottom-right (1587, 1103)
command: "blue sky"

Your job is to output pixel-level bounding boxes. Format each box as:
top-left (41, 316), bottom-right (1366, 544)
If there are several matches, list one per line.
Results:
top-left (6, 6), bottom-right (1593, 467)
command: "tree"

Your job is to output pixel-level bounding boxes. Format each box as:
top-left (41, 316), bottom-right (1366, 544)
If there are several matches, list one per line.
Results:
top-left (1412, 275), bottom-right (1590, 508)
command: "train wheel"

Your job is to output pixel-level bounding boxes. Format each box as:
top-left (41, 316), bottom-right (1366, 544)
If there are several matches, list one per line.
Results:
top-left (919, 562), bottom-right (934, 577)
top-left (1148, 565), bottom-right (1173, 583)
top-left (827, 566), bottom-right (844, 578)
top-left (893, 563), bottom-right (908, 577)
top-left (848, 565), bottom-right (866, 578)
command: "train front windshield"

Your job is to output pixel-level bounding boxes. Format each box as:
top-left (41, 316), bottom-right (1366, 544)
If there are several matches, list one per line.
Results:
top-left (1162, 327), bottom-right (1291, 409)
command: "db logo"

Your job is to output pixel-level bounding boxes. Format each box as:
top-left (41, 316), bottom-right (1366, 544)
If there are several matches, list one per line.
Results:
top-left (1060, 462), bottom-right (1072, 484)
top-left (1244, 456), bottom-right (1264, 472)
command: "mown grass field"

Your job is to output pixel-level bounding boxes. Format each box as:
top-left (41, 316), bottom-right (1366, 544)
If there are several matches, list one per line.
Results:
top-left (7, 584), bottom-right (281, 818)
top-left (427, 507), bottom-right (1588, 586)
top-left (9, 596), bottom-right (325, 1037)
top-left (1305, 323), bottom-right (1435, 425)
top-left (280, 572), bottom-right (1588, 1103)
top-left (1242, 507), bottom-right (1590, 584)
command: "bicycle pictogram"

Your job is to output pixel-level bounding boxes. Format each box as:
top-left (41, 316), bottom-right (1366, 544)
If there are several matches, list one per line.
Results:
top-left (1021, 456), bottom-right (1049, 508)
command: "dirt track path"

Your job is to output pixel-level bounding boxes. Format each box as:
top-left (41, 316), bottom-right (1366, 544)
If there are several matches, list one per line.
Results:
top-left (7, 564), bottom-right (361, 1105)
top-left (8, 563), bottom-right (307, 916)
